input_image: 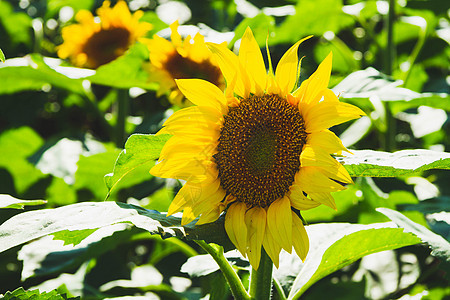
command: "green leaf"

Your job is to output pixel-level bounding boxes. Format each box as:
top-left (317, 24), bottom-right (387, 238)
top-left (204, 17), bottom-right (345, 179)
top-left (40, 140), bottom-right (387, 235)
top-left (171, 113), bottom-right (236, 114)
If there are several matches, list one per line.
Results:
top-left (88, 43), bottom-right (158, 90)
top-left (0, 194), bottom-right (46, 209)
top-left (0, 127), bottom-right (46, 194)
top-left (230, 13), bottom-right (276, 47)
top-left (0, 201), bottom-right (233, 254)
top-left (18, 224), bottom-right (139, 280)
top-left (105, 134), bottom-right (171, 196)
top-left (74, 148), bottom-right (122, 201)
top-left (52, 229), bottom-right (99, 246)
top-left (0, 48), bottom-right (5, 62)
top-left (287, 223), bottom-right (421, 299)
top-left (274, 0), bottom-right (354, 44)
top-left (338, 149), bottom-right (450, 177)
top-left (377, 208), bottom-right (450, 261)
top-left (0, 55), bottom-right (87, 95)
top-left (2, 287), bottom-right (79, 300)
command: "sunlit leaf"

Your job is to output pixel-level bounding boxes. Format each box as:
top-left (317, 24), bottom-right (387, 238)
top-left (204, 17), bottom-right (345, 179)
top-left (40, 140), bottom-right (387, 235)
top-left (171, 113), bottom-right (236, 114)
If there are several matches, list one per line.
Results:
top-left (52, 229), bottom-right (99, 246)
top-left (274, 0), bottom-right (354, 44)
top-left (0, 194), bottom-right (46, 209)
top-left (105, 134), bottom-right (171, 196)
top-left (287, 223), bottom-right (421, 299)
top-left (2, 287), bottom-right (79, 300)
top-left (0, 127), bottom-right (46, 194)
top-left (0, 48), bottom-right (5, 63)
top-left (88, 43), bottom-right (158, 90)
top-left (0, 55), bottom-right (86, 95)
top-left (18, 224), bottom-right (138, 280)
top-left (377, 208), bottom-right (450, 261)
top-left (338, 149), bottom-right (450, 177)
top-left (0, 201), bottom-right (233, 254)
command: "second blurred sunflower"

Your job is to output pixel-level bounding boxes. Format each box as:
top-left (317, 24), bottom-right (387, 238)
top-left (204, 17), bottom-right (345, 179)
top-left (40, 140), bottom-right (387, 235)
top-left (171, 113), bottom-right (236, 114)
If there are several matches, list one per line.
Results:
top-left (58, 0), bottom-right (152, 69)
top-left (141, 21), bottom-right (225, 107)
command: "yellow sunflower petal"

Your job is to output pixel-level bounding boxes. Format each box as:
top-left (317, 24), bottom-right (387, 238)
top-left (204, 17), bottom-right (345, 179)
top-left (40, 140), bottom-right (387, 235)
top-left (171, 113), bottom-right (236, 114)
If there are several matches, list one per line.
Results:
top-left (275, 36), bottom-right (312, 96)
top-left (262, 224), bottom-right (282, 268)
top-left (181, 206), bottom-right (196, 225)
top-left (170, 21), bottom-right (182, 47)
top-left (266, 196), bottom-right (293, 253)
top-left (225, 202), bottom-right (248, 256)
top-left (176, 79), bottom-right (228, 113)
top-left (245, 207), bottom-right (266, 270)
top-left (307, 130), bottom-right (348, 154)
top-left (300, 144), bottom-right (338, 168)
top-left (292, 211), bottom-right (309, 261)
top-left (207, 42), bottom-right (248, 98)
top-left (239, 27), bottom-right (267, 95)
top-left (304, 101), bottom-right (365, 133)
top-left (296, 52), bottom-right (333, 104)
top-left (295, 166), bottom-right (346, 193)
top-left (318, 162), bottom-right (353, 184)
top-left (307, 192), bottom-right (337, 210)
top-left (288, 186), bottom-right (321, 210)
top-left (196, 206), bottom-right (222, 225)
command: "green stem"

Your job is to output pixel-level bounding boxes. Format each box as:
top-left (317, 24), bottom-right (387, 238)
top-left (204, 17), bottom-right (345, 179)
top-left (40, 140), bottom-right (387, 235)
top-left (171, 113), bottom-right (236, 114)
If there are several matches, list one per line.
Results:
top-left (81, 93), bottom-right (114, 139)
top-left (115, 89), bottom-right (129, 148)
top-left (272, 276), bottom-right (286, 300)
top-left (248, 249), bottom-right (273, 300)
top-left (402, 27), bottom-right (427, 87)
top-left (384, 0), bottom-right (396, 151)
top-left (195, 240), bottom-right (250, 300)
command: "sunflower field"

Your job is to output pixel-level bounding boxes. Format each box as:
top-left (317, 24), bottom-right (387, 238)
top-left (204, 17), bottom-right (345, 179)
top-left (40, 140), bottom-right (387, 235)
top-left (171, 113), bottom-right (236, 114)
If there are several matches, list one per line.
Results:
top-left (0, 0), bottom-right (449, 299)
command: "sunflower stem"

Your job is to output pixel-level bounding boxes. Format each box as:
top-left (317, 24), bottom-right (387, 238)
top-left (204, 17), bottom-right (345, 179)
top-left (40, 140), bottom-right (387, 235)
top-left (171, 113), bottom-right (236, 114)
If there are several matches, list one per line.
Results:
top-left (383, 0), bottom-right (396, 151)
top-left (249, 249), bottom-right (273, 300)
top-left (195, 240), bottom-right (250, 300)
top-left (115, 89), bottom-right (129, 148)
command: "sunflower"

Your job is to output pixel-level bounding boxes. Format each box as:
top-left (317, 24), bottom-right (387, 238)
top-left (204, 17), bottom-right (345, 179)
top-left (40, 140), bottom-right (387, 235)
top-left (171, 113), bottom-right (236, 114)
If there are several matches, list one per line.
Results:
top-left (140, 21), bottom-right (225, 107)
top-left (150, 28), bottom-right (365, 270)
top-left (58, 0), bottom-right (152, 69)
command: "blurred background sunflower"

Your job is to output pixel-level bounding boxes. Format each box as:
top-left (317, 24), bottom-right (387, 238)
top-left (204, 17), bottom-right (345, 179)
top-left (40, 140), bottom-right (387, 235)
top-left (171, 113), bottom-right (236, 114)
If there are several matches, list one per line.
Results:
top-left (57, 0), bottom-right (152, 69)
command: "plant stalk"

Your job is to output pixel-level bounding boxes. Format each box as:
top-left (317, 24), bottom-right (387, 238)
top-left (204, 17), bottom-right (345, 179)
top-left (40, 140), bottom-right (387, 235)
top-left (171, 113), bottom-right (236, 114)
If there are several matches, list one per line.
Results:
top-left (115, 89), bottom-right (129, 148)
top-left (195, 240), bottom-right (250, 300)
top-left (383, 0), bottom-right (396, 151)
top-left (248, 249), bottom-right (273, 300)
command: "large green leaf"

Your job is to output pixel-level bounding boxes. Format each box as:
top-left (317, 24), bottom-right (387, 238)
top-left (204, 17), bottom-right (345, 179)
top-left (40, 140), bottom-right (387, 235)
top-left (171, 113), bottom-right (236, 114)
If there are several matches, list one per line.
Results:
top-left (87, 43), bottom-right (158, 90)
top-left (0, 55), bottom-right (87, 95)
top-left (287, 223), bottom-right (421, 299)
top-left (274, 0), bottom-right (354, 44)
top-left (18, 224), bottom-right (139, 280)
top-left (105, 134), bottom-right (171, 196)
top-left (2, 287), bottom-right (79, 300)
top-left (0, 194), bottom-right (46, 209)
top-left (0, 127), bottom-right (46, 194)
top-left (0, 201), bottom-right (232, 254)
top-left (334, 68), bottom-right (450, 112)
top-left (0, 48), bottom-right (5, 63)
top-left (338, 149), bottom-right (450, 177)
top-left (377, 208), bottom-right (450, 261)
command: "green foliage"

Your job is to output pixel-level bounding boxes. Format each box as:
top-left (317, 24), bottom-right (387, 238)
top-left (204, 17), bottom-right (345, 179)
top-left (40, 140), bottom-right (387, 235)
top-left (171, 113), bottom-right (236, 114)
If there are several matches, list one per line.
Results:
top-left (339, 149), bottom-right (450, 177)
top-left (104, 134), bottom-right (171, 196)
top-left (0, 194), bottom-right (46, 209)
top-left (0, 0), bottom-right (449, 298)
top-left (2, 287), bottom-right (79, 300)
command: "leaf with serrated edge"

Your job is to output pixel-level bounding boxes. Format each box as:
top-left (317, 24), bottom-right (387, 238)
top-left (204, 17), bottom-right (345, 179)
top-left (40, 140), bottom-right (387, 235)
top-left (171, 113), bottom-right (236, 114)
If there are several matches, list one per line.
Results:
top-left (377, 207), bottom-right (450, 261)
top-left (0, 194), bottom-right (46, 209)
top-left (337, 149), bottom-right (450, 177)
top-left (104, 134), bottom-right (171, 197)
top-left (0, 202), bottom-right (233, 254)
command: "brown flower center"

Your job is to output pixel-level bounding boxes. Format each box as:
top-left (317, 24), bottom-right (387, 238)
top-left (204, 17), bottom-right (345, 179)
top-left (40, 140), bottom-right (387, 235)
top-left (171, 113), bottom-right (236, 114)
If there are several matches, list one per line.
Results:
top-left (214, 94), bottom-right (307, 208)
top-left (82, 27), bottom-right (131, 68)
top-left (163, 52), bottom-right (222, 87)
